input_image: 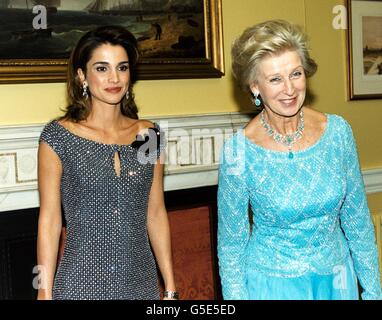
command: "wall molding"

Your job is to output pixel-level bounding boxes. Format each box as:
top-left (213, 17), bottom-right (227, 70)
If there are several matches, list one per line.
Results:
top-left (0, 112), bottom-right (251, 211)
top-left (1, 112), bottom-right (381, 211)
top-left (363, 168), bottom-right (382, 195)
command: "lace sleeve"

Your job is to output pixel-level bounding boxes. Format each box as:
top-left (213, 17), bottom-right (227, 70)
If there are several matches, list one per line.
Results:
top-left (339, 120), bottom-right (382, 300)
top-left (217, 135), bottom-right (250, 300)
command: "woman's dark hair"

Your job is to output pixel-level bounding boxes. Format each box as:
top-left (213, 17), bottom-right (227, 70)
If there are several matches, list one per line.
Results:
top-left (64, 25), bottom-right (140, 121)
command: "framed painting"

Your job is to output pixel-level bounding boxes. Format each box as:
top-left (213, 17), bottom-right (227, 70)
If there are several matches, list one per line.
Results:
top-left (347, 0), bottom-right (382, 99)
top-left (0, 0), bottom-right (224, 83)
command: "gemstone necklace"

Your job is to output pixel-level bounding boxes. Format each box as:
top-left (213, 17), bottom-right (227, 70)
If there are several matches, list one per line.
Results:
top-left (260, 109), bottom-right (304, 159)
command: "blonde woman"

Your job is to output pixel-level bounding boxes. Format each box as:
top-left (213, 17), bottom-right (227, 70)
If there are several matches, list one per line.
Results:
top-left (218, 20), bottom-right (382, 300)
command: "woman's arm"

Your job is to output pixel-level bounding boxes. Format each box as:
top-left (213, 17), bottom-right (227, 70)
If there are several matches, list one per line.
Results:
top-left (147, 154), bottom-right (177, 299)
top-left (339, 120), bottom-right (382, 300)
top-left (36, 142), bottom-right (63, 300)
top-left (217, 135), bottom-right (250, 300)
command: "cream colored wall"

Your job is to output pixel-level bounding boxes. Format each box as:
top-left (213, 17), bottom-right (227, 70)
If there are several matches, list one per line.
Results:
top-left (302, 0), bottom-right (382, 212)
top-left (304, 0), bottom-right (382, 170)
top-left (0, 0), bottom-right (306, 124)
top-left (0, 0), bottom-right (381, 203)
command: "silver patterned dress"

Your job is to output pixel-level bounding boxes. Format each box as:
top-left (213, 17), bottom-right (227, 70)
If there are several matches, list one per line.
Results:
top-left (39, 120), bottom-right (164, 300)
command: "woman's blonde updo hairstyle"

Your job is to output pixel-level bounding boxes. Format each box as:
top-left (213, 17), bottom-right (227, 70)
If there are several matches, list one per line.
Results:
top-left (231, 19), bottom-right (317, 92)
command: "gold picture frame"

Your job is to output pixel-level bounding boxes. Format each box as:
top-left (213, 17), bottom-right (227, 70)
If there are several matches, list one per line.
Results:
top-left (347, 0), bottom-right (382, 100)
top-left (0, 0), bottom-right (224, 84)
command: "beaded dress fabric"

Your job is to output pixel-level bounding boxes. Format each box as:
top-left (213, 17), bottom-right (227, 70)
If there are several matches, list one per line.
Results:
top-left (39, 120), bottom-right (165, 300)
top-left (218, 114), bottom-right (382, 300)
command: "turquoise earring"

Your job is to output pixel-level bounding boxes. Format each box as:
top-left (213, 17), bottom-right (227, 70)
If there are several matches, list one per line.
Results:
top-left (253, 92), bottom-right (261, 107)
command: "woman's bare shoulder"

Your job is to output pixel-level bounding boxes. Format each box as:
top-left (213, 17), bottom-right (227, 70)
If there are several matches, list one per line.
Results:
top-left (304, 107), bottom-right (327, 123)
top-left (133, 120), bottom-right (158, 136)
top-left (136, 119), bottom-right (155, 129)
top-left (243, 114), bottom-right (263, 142)
top-left (57, 118), bottom-right (76, 131)
top-left (304, 107), bottom-right (328, 135)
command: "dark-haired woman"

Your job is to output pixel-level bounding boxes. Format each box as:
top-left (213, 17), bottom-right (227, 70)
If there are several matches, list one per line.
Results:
top-left (37, 26), bottom-right (177, 300)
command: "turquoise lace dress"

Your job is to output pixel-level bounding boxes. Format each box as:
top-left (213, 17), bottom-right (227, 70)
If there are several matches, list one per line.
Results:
top-left (217, 114), bottom-right (382, 300)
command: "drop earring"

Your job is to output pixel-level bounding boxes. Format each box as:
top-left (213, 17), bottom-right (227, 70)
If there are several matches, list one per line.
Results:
top-left (82, 82), bottom-right (88, 100)
top-left (126, 90), bottom-right (129, 100)
top-left (252, 92), bottom-right (261, 107)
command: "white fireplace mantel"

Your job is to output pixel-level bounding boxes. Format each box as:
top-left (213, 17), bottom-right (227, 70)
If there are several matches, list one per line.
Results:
top-left (1, 112), bottom-right (381, 212)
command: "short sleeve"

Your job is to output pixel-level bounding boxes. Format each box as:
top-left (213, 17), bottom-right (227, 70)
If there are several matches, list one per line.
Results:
top-left (39, 121), bottom-right (65, 161)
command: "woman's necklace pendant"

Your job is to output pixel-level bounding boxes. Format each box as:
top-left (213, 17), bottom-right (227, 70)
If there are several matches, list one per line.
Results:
top-left (260, 109), bottom-right (304, 160)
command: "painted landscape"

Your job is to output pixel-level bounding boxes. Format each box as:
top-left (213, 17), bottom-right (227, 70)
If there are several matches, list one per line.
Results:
top-left (362, 16), bottom-right (382, 76)
top-left (0, 0), bottom-right (205, 59)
